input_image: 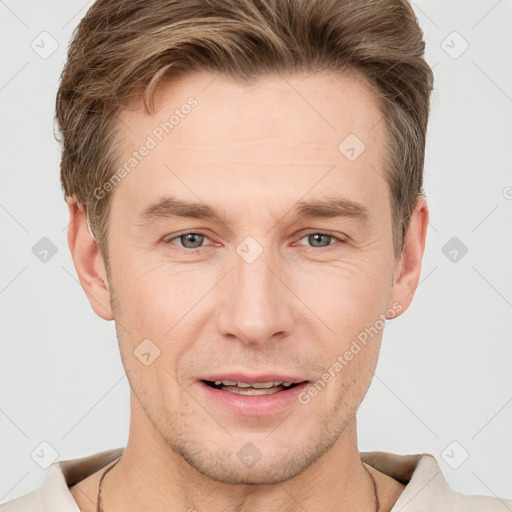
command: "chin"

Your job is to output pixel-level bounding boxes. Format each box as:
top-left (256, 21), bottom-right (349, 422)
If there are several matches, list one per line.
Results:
top-left (168, 430), bottom-right (339, 485)
top-left (180, 450), bottom-right (311, 485)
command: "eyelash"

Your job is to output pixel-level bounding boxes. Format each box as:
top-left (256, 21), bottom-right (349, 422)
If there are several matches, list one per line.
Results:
top-left (163, 230), bottom-right (345, 251)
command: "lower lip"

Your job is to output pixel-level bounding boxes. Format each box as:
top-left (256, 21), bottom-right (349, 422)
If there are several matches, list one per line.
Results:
top-left (198, 381), bottom-right (310, 416)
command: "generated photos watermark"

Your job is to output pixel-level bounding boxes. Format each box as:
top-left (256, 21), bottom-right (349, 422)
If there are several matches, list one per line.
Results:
top-left (298, 301), bottom-right (403, 405)
top-left (93, 96), bottom-right (198, 200)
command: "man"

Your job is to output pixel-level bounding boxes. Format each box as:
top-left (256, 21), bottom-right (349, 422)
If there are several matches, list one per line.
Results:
top-left (2, 0), bottom-right (511, 510)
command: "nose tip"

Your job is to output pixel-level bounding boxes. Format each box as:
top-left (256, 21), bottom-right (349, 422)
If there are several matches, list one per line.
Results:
top-left (215, 251), bottom-right (294, 347)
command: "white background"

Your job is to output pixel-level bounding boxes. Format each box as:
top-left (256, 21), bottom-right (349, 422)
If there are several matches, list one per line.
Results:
top-left (1, 0), bottom-right (511, 504)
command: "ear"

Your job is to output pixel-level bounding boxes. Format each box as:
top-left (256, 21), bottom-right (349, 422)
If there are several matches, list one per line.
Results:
top-left (66, 198), bottom-right (113, 321)
top-left (386, 196), bottom-right (429, 318)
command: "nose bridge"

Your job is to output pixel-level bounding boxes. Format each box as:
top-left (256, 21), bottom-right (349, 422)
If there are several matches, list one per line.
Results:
top-left (216, 237), bottom-right (293, 345)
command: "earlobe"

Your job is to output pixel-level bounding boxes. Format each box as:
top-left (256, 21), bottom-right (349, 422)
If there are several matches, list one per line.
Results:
top-left (66, 198), bottom-right (113, 321)
top-left (387, 196), bottom-right (429, 318)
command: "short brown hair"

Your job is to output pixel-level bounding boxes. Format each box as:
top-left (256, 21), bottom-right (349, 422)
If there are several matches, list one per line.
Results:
top-left (56, 0), bottom-right (434, 266)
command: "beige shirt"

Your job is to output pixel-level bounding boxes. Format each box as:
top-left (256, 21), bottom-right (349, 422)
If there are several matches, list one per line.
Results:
top-left (1, 448), bottom-right (511, 511)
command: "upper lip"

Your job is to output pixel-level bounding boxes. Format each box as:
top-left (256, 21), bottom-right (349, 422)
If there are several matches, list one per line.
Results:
top-left (200, 373), bottom-right (308, 384)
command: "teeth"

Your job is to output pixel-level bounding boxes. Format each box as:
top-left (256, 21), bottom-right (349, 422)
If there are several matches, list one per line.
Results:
top-left (251, 382), bottom-right (278, 388)
top-left (222, 387), bottom-right (281, 395)
top-left (211, 380), bottom-right (295, 388)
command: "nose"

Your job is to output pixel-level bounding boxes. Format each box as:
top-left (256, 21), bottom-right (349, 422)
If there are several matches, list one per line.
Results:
top-left (215, 245), bottom-right (295, 347)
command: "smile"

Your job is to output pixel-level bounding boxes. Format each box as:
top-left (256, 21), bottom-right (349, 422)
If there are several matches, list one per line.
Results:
top-left (199, 378), bottom-right (309, 415)
top-left (203, 380), bottom-right (298, 395)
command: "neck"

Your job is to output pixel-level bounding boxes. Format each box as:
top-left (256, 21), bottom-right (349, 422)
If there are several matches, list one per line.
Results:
top-left (102, 400), bottom-right (378, 512)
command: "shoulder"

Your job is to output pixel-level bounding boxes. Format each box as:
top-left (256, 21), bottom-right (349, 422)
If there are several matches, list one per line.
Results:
top-left (0, 489), bottom-right (45, 512)
top-left (361, 451), bottom-right (512, 511)
top-left (0, 460), bottom-right (75, 512)
top-left (392, 453), bottom-right (512, 511)
top-left (0, 448), bottom-right (123, 512)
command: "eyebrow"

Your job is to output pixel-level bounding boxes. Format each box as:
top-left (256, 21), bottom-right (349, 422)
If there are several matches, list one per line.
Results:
top-left (136, 194), bottom-right (370, 225)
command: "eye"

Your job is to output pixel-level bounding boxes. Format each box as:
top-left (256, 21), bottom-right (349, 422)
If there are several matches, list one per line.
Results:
top-left (163, 230), bottom-right (345, 251)
top-left (296, 231), bottom-right (344, 249)
top-left (164, 232), bottom-right (210, 250)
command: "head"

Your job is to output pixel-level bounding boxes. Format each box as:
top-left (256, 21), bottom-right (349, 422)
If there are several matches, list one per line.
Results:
top-left (59, 0), bottom-right (433, 485)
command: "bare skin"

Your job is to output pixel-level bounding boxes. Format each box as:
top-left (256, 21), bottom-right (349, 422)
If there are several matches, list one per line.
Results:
top-left (67, 70), bottom-right (428, 511)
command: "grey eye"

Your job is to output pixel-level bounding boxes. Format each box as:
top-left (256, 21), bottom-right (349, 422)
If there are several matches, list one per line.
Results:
top-left (176, 233), bottom-right (206, 249)
top-left (304, 233), bottom-right (335, 248)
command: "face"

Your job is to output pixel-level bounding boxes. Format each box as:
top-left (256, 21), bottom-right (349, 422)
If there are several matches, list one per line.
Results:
top-left (87, 71), bottom-right (415, 484)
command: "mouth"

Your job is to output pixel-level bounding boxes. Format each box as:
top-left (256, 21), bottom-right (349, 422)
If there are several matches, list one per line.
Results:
top-left (197, 371), bottom-right (311, 418)
top-left (197, 374), bottom-right (311, 415)
top-left (201, 379), bottom-right (303, 396)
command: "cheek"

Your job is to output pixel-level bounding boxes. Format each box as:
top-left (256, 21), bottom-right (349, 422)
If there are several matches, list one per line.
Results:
top-left (287, 256), bottom-right (392, 386)
top-left (109, 247), bottom-right (203, 328)
top-left (292, 255), bottom-right (392, 325)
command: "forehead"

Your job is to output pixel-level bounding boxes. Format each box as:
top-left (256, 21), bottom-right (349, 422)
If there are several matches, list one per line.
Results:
top-left (112, 70), bottom-right (389, 225)
top-left (121, 69), bottom-right (384, 152)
